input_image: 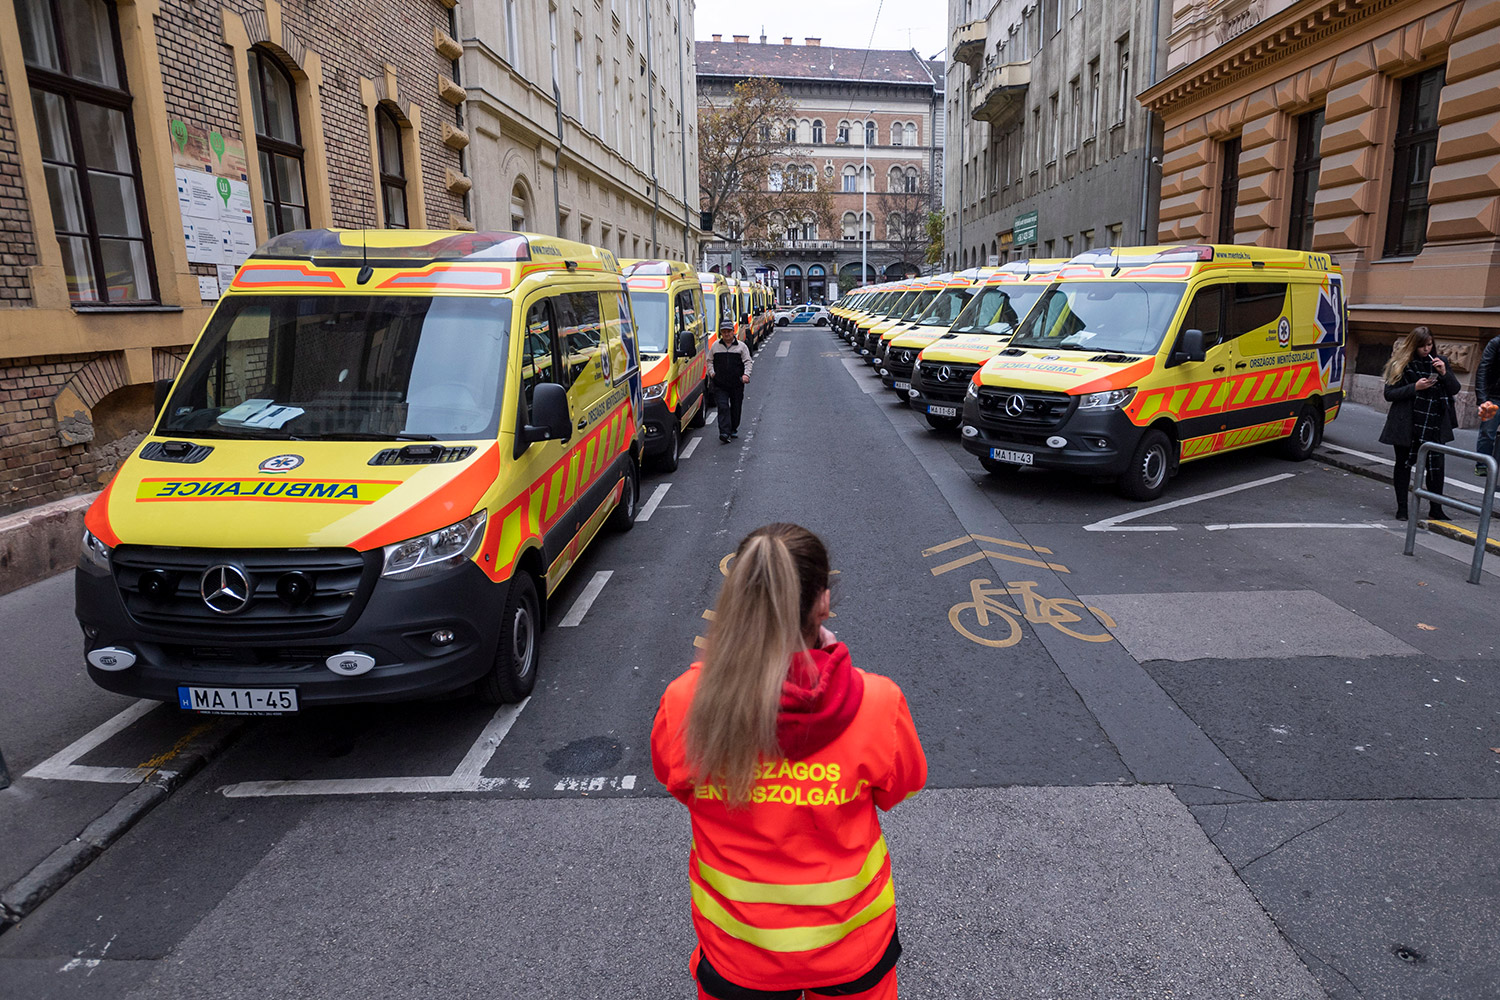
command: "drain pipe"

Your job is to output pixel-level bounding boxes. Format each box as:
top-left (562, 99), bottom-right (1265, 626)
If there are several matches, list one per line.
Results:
top-left (646, 0), bottom-right (660, 254)
top-left (1138, 0), bottom-right (1164, 244)
top-left (552, 81), bottom-right (565, 235)
top-left (676, 0), bottom-right (691, 256)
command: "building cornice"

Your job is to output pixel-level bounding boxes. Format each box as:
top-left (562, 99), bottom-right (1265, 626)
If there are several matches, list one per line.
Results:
top-left (1139, 0), bottom-right (1411, 115)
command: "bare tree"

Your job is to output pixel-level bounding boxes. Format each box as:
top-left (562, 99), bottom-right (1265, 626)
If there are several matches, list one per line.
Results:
top-left (698, 77), bottom-right (834, 251)
top-left (876, 164), bottom-right (936, 272)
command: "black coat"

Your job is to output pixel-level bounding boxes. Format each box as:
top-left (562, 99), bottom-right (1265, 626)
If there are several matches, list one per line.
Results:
top-left (1378, 354), bottom-right (1460, 446)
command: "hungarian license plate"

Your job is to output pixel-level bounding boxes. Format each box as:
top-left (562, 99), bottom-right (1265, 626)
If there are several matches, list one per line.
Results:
top-left (893, 381), bottom-right (911, 391)
top-left (178, 686), bottom-right (298, 715)
top-left (990, 448), bottom-right (1034, 466)
top-left (928, 405), bottom-right (958, 417)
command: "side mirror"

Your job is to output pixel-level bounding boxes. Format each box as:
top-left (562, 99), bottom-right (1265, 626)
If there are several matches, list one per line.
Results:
top-left (521, 383), bottom-right (571, 446)
top-left (153, 378), bottom-right (175, 417)
top-left (1172, 328), bottom-right (1206, 366)
top-left (676, 330), bottom-right (697, 358)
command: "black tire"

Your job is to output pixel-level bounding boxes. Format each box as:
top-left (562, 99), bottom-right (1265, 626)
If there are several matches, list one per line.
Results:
top-left (1281, 404), bottom-right (1322, 461)
top-left (926, 412), bottom-right (962, 432)
top-left (607, 457), bottom-right (639, 533)
top-left (816, 317), bottom-right (828, 326)
top-left (1118, 428), bottom-right (1173, 501)
top-left (979, 456), bottom-right (1009, 475)
top-left (655, 418), bottom-right (680, 472)
top-left (476, 572), bottom-right (540, 704)
top-left (777, 317), bottom-right (788, 326)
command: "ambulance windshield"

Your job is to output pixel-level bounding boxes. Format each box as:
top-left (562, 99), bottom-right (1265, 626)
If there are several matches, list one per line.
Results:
top-left (161, 295), bottom-right (513, 441)
top-left (630, 293), bottom-right (671, 354)
top-left (915, 285), bottom-right (977, 328)
top-left (949, 284), bottom-right (1047, 336)
top-left (1009, 282), bottom-right (1187, 355)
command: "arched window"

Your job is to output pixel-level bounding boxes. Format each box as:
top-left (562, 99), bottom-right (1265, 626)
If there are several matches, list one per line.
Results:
top-left (888, 166), bottom-right (903, 192)
top-left (784, 264), bottom-right (802, 277)
top-left (859, 164), bottom-right (874, 192)
top-left (248, 47), bottom-right (308, 235)
top-left (841, 211), bottom-right (858, 240)
top-left (890, 122), bottom-right (903, 146)
top-left (888, 213), bottom-right (904, 239)
top-left (801, 215), bottom-right (818, 240)
top-left (842, 165), bottom-right (857, 193)
top-left (904, 122), bottom-right (918, 146)
top-left (812, 119), bottom-right (824, 143)
top-left (905, 167), bottom-right (919, 193)
top-left (768, 164), bottom-right (783, 191)
top-left (859, 211), bottom-right (873, 238)
top-left (510, 179), bottom-right (530, 229)
top-left (786, 119), bottom-right (798, 142)
top-left (376, 105), bottom-right (407, 228)
top-left (864, 120), bottom-right (876, 146)
top-left (19, 0), bottom-right (155, 301)
top-left (836, 119), bottom-right (849, 144)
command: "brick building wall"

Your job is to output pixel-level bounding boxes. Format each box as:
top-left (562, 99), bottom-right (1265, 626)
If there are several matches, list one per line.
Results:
top-left (1, 355), bottom-right (110, 511)
top-left (0, 63), bottom-right (37, 306)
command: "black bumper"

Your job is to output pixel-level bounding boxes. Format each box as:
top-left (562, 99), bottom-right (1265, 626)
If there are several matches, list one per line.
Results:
top-left (960, 397), bottom-right (1142, 476)
top-left (76, 558), bottom-right (505, 707)
top-left (642, 395), bottom-right (676, 457)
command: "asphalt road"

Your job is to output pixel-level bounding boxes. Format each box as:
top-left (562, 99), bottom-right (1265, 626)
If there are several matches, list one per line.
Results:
top-left (1, 323), bottom-right (1497, 999)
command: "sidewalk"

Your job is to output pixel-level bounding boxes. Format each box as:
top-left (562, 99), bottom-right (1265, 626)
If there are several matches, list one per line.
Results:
top-left (1318, 399), bottom-right (1499, 553)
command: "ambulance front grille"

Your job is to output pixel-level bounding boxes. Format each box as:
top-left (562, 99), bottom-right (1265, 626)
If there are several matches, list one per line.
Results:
top-left (974, 386), bottom-right (1074, 429)
top-left (112, 546), bottom-right (374, 636)
top-left (916, 362), bottom-right (979, 403)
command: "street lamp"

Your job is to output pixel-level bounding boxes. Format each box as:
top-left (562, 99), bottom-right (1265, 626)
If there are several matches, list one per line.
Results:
top-left (861, 111), bottom-right (871, 288)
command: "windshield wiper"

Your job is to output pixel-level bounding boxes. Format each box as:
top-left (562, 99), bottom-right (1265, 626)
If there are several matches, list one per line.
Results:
top-left (179, 426), bottom-right (307, 440)
top-left (300, 432), bottom-right (440, 442)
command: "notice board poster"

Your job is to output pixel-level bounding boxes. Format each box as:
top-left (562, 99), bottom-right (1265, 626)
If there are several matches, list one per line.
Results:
top-left (170, 120), bottom-right (257, 271)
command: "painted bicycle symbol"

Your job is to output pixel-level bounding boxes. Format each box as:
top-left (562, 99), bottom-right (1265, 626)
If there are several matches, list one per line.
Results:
top-left (948, 578), bottom-right (1117, 648)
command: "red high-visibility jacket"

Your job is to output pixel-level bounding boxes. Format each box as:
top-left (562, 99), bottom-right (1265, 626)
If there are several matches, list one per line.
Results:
top-left (651, 651), bottom-right (926, 992)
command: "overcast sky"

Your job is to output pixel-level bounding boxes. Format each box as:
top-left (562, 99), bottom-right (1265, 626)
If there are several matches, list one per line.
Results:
top-left (693, 0), bottom-right (947, 61)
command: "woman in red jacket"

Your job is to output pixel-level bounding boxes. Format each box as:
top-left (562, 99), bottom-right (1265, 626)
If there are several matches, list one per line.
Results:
top-left (652, 523), bottom-right (927, 999)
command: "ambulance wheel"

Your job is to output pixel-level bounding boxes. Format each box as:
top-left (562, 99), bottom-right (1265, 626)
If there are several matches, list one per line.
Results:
top-left (689, 397), bottom-right (707, 428)
top-left (1281, 404), bottom-right (1322, 461)
top-left (926, 412), bottom-right (962, 432)
top-left (655, 420), bottom-right (680, 472)
top-left (1118, 429), bottom-right (1172, 501)
top-left (608, 458), bottom-right (639, 533)
top-left (477, 572), bottom-right (540, 704)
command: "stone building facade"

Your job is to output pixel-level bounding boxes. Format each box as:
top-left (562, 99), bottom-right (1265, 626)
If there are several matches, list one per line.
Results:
top-left (0, 0), bottom-right (468, 515)
top-left (943, 0), bottom-right (1169, 269)
top-left (1142, 0), bottom-right (1500, 421)
top-left (696, 35), bottom-right (944, 302)
top-left (459, 0), bottom-right (702, 263)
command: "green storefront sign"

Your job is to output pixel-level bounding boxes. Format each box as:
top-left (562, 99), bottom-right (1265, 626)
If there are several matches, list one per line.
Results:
top-left (1014, 210), bottom-right (1039, 246)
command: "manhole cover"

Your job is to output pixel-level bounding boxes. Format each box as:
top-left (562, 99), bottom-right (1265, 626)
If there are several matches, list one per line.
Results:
top-left (545, 736), bottom-right (623, 774)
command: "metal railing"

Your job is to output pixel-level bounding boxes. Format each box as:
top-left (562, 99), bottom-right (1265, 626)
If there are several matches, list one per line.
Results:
top-left (1403, 442), bottom-right (1497, 584)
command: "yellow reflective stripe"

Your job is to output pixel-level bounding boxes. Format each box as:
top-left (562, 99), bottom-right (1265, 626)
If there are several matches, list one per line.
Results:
top-left (691, 878), bottom-right (896, 954)
top-left (696, 837), bottom-right (889, 906)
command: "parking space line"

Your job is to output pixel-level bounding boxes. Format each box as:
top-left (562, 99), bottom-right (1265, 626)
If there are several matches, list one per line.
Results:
top-left (1205, 522), bottom-right (1386, 531)
top-left (637, 483), bottom-right (672, 521)
top-left (1083, 473), bottom-right (1297, 532)
top-left (680, 435), bottom-right (702, 460)
top-left (558, 570), bottom-right (613, 627)
top-left (776, 341), bottom-right (791, 357)
top-left (26, 699), bottom-right (166, 783)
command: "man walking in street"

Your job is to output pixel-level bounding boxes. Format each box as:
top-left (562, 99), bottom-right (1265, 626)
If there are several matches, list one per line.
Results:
top-left (709, 314), bottom-right (754, 443)
top-left (1475, 334), bottom-right (1500, 475)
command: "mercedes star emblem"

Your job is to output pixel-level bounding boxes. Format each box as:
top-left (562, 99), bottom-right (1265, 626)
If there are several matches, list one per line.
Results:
top-left (937, 365), bottom-right (952, 383)
top-left (200, 564), bottom-right (251, 614)
top-left (1005, 394), bottom-right (1027, 417)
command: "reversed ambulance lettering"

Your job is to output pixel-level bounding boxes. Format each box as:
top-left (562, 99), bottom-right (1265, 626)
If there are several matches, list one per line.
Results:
top-left (137, 478), bottom-right (400, 503)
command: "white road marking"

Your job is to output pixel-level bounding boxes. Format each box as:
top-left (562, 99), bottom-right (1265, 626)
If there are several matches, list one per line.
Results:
top-left (776, 341), bottom-right (791, 357)
top-left (1321, 443), bottom-right (1486, 495)
top-left (840, 358), bottom-right (884, 394)
top-left (637, 482), bottom-right (672, 521)
top-left (220, 699), bottom-right (530, 797)
top-left (1204, 522), bottom-right (1387, 531)
top-left (1083, 473), bottom-right (1297, 532)
top-left (679, 435), bottom-right (702, 459)
top-left (26, 699), bottom-right (167, 784)
top-left (558, 570), bottom-right (613, 627)
top-left (553, 775), bottom-right (637, 792)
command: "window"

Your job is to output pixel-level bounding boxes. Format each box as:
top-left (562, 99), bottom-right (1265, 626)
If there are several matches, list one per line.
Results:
top-left (1088, 59), bottom-right (1101, 139)
top-left (1228, 282), bottom-right (1287, 338)
top-left (1115, 38), bottom-right (1131, 124)
top-left (1287, 107), bottom-right (1325, 251)
top-left (842, 211), bottom-right (858, 240)
top-left (1106, 222), bottom-right (1122, 246)
top-left (1050, 0), bottom-right (1063, 34)
top-left (1385, 67), bottom-right (1445, 258)
top-left (1069, 77), bottom-right (1081, 150)
top-left (865, 120), bottom-right (876, 146)
top-left (905, 167), bottom-right (919, 193)
top-left (375, 105), bottom-right (407, 228)
top-left (768, 164), bottom-right (783, 191)
top-left (505, 0), bottom-right (521, 66)
top-left (17, 0), bottom-right (154, 302)
top-left (1032, 106), bottom-right (1042, 173)
top-left (905, 122), bottom-right (917, 147)
top-left (837, 120), bottom-right (850, 144)
top-left (842, 165), bottom-right (856, 192)
top-left (891, 122), bottom-right (903, 145)
top-left (861, 165), bottom-right (874, 192)
top-left (887, 213), bottom-right (903, 240)
top-left (801, 215), bottom-right (818, 240)
top-left (1049, 92), bottom-right (1059, 163)
top-left (1181, 284), bottom-right (1225, 350)
top-left (888, 165), bottom-right (903, 192)
top-left (1081, 228), bottom-right (1094, 248)
top-left (787, 119), bottom-right (798, 142)
top-left (596, 59), bottom-right (605, 131)
top-left (812, 119), bottom-right (824, 143)
top-left (248, 48), bottom-right (308, 237)
top-left (574, 37), bottom-right (584, 115)
top-left (1218, 136), bottom-right (1241, 244)
top-left (511, 180), bottom-right (530, 228)
top-left (522, 299), bottom-right (561, 405)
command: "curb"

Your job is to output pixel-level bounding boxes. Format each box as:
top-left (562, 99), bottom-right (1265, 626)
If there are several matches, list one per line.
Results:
top-left (1316, 446), bottom-right (1500, 553)
top-left (1425, 519), bottom-right (1500, 556)
top-left (0, 718), bottom-right (243, 931)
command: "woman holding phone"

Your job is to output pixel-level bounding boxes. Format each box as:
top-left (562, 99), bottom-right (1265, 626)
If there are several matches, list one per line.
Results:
top-left (1379, 326), bottom-right (1460, 521)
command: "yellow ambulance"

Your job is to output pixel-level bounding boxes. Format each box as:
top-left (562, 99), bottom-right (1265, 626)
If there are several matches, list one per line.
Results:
top-left (875, 269), bottom-right (992, 391)
top-left (852, 279), bottom-right (918, 355)
top-left (623, 259), bottom-right (708, 470)
top-left (960, 244), bottom-right (1346, 500)
top-left (835, 283), bottom-right (889, 339)
top-left (904, 260), bottom-right (1065, 427)
top-left (869, 273), bottom-right (951, 367)
top-left (76, 229), bottom-right (644, 711)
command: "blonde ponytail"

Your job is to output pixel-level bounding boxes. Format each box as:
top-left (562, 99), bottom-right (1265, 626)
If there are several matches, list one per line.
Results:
top-left (686, 524), bottom-right (829, 806)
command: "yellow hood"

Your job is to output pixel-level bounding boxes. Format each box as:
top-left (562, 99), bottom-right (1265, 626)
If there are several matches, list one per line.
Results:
top-left (91, 438), bottom-right (501, 552)
top-left (976, 350), bottom-right (1157, 395)
top-left (917, 333), bottom-right (1012, 364)
top-left (889, 326), bottom-right (948, 350)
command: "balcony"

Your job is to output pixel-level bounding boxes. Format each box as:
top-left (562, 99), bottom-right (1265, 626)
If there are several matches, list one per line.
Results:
top-left (951, 20), bottom-right (987, 72)
top-left (971, 62), bottom-right (1030, 127)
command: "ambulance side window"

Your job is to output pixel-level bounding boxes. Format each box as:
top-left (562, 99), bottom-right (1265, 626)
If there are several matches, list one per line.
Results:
top-left (674, 289), bottom-right (698, 347)
top-left (692, 289), bottom-right (706, 347)
top-left (613, 292), bottom-right (640, 376)
top-left (1227, 282), bottom-right (1287, 339)
top-left (1180, 285), bottom-right (1225, 351)
top-left (559, 292), bottom-right (602, 384)
top-left (521, 300), bottom-right (561, 407)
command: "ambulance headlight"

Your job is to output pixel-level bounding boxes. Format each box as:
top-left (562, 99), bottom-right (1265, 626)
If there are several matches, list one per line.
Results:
top-left (643, 382), bottom-right (667, 401)
top-left (80, 529), bottom-right (113, 574)
top-left (382, 510), bottom-right (487, 578)
top-left (1077, 387), bottom-right (1137, 410)
top-left (965, 382), bottom-right (979, 399)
